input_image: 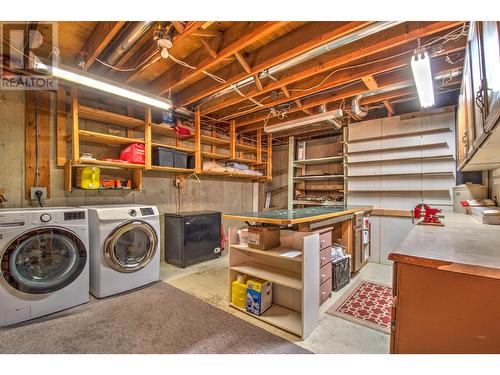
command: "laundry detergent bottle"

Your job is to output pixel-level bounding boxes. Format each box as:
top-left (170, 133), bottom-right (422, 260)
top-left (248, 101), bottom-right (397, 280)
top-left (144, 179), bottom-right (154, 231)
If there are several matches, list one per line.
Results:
top-left (231, 274), bottom-right (247, 309)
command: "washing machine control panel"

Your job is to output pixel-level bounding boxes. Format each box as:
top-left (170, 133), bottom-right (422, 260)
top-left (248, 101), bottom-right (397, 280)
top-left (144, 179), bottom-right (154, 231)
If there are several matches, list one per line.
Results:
top-left (140, 207), bottom-right (155, 216)
top-left (40, 213), bottom-right (52, 223)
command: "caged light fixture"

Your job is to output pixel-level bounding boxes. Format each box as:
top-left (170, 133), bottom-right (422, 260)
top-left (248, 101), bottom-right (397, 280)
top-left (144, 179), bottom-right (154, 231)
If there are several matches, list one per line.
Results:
top-left (411, 50), bottom-right (435, 108)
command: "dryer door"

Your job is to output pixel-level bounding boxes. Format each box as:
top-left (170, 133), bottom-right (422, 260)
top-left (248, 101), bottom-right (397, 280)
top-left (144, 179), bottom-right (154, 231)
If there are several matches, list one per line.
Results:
top-left (0, 227), bottom-right (87, 294)
top-left (104, 220), bottom-right (157, 273)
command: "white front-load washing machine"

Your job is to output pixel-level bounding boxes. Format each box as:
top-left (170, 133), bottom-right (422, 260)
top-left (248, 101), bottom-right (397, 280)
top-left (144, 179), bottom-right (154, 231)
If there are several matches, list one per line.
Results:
top-left (82, 204), bottom-right (160, 298)
top-left (0, 207), bottom-right (89, 327)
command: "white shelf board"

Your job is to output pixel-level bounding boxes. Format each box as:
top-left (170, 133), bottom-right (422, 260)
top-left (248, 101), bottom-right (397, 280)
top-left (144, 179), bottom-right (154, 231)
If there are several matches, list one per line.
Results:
top-left (347, 171), bottom-right (455, 178)
top-left (347, 142), bottom-right (448, 154)
top-left (293, 156), bottom-right (343, 165)
top-left (230, 262), bottom-right (302, 290)
top-left (230, 303), bottom-right (302, 337)
top-left (231, 245), bottom-right (302, 262)
top-left (346, 155), bottom-right (454, 165)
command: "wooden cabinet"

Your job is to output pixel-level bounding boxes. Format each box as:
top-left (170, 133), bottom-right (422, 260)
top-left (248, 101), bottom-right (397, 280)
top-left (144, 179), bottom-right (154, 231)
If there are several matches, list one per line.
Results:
top-left (390, 261), bottom-right (500, 353)
top-left (458, 21), bottom-right (500, 170)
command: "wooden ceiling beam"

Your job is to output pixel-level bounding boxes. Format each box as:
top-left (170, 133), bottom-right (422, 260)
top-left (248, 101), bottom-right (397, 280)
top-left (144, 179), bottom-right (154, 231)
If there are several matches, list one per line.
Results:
top-left (223, 35), bottom-right (466, 122)
top-left (176, 21), bottom-right (374, 106)
top-left (81, 21), bottom-right (126, 70)
top-left (122, 21), bottom-right (206, 84)
top-left (200, 22), bottom-right (463, 115)
top-left (237, 61), bottom-right (461, 132)
top-left (234, 51), bottom-right (252, 74)
top-left (148, 21), bottom-right (287, 95)
top-left (254, 74), bottom-right (263, 92)
top-left (171, 22), bottom-right (185, 34)
top-left (281, 86), bottom-right (290, 98)
top-left (200, 37), bottom-right (218, 59)
top-left (362, 74), bottom-right (395, 115)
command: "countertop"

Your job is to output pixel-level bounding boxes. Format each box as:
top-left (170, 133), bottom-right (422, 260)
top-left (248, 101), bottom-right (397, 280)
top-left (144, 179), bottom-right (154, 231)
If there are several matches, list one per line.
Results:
top-left (389, 212), bottom-right (500, 279)
top-left (223, 205), bottom-right (372, 225)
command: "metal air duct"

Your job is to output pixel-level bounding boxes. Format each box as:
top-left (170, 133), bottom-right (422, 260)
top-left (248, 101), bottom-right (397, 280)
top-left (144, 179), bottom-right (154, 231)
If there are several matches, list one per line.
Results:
top-left (351, 81), bottom-right (414, 117)
top-left (104, 21), bottom-right (154, 66)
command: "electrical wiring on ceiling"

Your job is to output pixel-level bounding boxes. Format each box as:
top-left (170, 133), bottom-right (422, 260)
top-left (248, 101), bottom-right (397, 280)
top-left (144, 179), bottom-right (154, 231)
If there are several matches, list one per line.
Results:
top-left (95, 51), bottom-right (158, 72)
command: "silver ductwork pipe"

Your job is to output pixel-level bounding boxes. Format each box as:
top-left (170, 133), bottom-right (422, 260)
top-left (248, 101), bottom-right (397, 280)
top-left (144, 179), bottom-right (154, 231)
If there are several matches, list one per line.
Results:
top-left (104, 21), bottom-right (154, 66)
top-left (351, 81), bottom-right (414, 117)
top-left (192, 21), bottom-right (403, 108)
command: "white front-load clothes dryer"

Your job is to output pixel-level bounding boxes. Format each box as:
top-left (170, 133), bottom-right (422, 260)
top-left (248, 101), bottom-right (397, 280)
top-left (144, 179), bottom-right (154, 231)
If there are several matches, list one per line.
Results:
top-left (82, 205), bottom-right (160, 298)
top-left (0, 207), bottom-right (89, 327)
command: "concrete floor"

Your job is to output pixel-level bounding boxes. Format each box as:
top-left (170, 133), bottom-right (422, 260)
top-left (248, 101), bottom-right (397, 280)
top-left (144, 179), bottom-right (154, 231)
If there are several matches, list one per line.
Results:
top-left (161, 255), bottom-right (392, 354)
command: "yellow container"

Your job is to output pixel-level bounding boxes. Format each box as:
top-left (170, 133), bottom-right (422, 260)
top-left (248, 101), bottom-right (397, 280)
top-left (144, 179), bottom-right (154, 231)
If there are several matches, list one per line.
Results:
top-left (75, 167), bottom-right (100, 190)
top-left (231, 275), bottom-right (247, 309)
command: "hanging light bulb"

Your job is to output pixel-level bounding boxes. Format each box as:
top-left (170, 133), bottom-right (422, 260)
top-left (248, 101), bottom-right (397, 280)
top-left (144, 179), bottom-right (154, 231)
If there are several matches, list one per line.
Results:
top-left (411, 51), bottom-right (435, 108)
top-left (160, 47), bottom-right (169, 59)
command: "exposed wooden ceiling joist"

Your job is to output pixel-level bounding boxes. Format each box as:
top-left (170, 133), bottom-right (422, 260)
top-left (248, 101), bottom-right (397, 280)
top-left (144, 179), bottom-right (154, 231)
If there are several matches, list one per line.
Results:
top-left (148, 21), bottom-right (287, 95)
top-left (199, 22), bottom-right (463, 116)
top-left (176, 21), bottom-right (374, 106)
top-left (81, 21), bottom-right (126, 70)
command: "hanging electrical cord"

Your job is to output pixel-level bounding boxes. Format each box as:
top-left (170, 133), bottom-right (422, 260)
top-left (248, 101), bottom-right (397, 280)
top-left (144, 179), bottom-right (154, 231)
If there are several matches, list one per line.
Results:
top-left (95, 51), bottom-right (158, 72)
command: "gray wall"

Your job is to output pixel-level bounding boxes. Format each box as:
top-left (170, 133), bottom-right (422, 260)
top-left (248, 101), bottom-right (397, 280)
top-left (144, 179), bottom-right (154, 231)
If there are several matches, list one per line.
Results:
top-left (0, 90), bottom-right (257, 255)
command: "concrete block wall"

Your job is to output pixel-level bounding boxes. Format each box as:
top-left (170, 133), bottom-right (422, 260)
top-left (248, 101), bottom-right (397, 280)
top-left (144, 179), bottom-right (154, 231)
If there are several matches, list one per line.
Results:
top-left (0, 90), bottom-right (257, 257)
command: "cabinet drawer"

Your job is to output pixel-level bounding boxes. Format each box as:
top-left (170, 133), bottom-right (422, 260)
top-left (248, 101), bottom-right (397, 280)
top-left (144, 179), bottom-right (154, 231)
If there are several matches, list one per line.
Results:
top-left (319, 230), bottom-right (332, 250)
top-left (320, 263), bottom-right (332, 285)
top-left (320, 247), bottom-right (331, 268)
top-left (320, 278), bottom-right (332, 304)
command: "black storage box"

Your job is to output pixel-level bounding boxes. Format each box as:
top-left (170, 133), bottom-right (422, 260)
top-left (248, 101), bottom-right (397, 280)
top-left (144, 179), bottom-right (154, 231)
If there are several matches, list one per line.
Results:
top-left (332, 257), bottom-right (351, 291)
top-left (164, 211), bottom-right (221, 267)
top-left (174, 151), bottom-right (188, 169)
top-left (187, 155), bottom-right (195, 169)
top-left (153, 147), bottom-right (174, 167)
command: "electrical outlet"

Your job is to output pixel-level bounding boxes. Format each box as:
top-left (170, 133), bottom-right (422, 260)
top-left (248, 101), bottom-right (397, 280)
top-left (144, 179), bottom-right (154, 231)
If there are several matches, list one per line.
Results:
top-left (30, 187), bottom-right (47, 200)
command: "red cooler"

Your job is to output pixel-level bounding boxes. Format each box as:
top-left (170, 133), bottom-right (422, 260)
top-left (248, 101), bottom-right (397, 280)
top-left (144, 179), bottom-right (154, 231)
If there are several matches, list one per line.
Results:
top-left (120, 143), bottom-right (145, 164)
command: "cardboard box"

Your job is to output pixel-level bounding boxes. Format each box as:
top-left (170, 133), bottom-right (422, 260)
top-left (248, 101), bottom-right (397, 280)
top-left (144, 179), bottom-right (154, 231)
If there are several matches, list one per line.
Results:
top-left (246, 278), bottom-right (272, 315)
top-left (247, 226), bottom-right (280, 250)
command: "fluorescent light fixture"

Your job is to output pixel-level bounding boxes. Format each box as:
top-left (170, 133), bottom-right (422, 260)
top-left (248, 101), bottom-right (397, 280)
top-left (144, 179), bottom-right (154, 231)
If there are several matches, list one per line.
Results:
top-left (264, 109), bottom-right (343, 133)
top-left (36, 62), bottom-right (172, 110)
top-left (411, 51), bottom-right (435, 108)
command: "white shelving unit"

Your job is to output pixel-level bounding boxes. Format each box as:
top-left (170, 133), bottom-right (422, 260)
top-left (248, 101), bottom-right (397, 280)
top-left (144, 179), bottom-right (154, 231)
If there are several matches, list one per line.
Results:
top-left (228, 228), bottom-right (320, 339)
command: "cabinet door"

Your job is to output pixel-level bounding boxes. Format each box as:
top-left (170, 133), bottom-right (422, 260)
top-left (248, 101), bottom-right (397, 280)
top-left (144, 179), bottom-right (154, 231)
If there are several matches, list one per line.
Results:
top-left (482, 21), bottom-right (500, 131)
top-left (469, 22), bottom-right (486, 140)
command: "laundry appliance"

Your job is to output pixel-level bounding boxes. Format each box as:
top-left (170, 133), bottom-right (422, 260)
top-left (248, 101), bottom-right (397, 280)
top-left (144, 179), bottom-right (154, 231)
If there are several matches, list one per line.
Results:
top-left (0, 207), bottom-right (89, 326)
top-left (83, 205), bottom-right (160, 298)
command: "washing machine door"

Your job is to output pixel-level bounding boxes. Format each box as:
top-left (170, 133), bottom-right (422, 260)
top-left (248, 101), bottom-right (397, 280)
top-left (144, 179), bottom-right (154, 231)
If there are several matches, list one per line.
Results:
top-left (0, 227), bottom-right (87, 294)
top-left (104, 220), bottom-right (157, 273)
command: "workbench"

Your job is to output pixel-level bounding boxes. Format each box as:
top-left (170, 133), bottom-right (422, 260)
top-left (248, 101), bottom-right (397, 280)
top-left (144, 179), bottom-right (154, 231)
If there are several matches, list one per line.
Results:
top-left (224, 205), bottom-right (372, 339)
top-left (388, 213), bottom-right (500, 353)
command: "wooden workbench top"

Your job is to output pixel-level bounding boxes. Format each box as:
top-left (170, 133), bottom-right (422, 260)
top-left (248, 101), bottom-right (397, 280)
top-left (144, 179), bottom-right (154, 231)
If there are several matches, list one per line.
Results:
top-left (223, 205), bottom-right (372, 225)
top-left (389, 212), bottom-right (500, 280)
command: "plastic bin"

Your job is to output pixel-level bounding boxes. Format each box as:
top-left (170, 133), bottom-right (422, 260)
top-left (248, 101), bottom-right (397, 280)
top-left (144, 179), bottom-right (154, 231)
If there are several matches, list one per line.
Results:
top-left (187, 155), bottom-right (195, 169)
top-left (120, 143), bottom-right (145, 164)
top-left (153, 147), bottom-right (174, 167)
top-left (332, 256), bottom-right (350, 291)
top-left (174, 151), bottom-right (188, 169)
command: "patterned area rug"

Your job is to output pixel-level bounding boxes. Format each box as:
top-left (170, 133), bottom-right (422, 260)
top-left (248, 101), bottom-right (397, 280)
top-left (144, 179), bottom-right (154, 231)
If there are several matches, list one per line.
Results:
top-left (326, 279), bottom-right (393, 334)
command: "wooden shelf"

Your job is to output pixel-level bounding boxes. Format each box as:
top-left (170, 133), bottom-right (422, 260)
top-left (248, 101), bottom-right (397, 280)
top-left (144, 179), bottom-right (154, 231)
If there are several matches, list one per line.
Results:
top-left (230, 262), bottom-right (302, 290)
top-left (347, 142), bottom-right (449, 154)
top-left (202, 151), bottom-right (228, 159)
top-left (79, 130), bottom-right (144, 145)
top-left (201, 170), bottom-right (266, 180)
top-left (293, 156), bottom-right (343, 165)
top-left (221, 157), bottom-right (259, 164)
top-left (347, 127), bottom-right (452, 144)
top-left (150, 165), bottom-right (194, 173)
top-left (293, 200), bottom-right (344, 206)
top-left (231, 244), bottom-right (302, 263)
top-left (151, 123), bottom-right (194, 139)
top-left (235, 143), bottom-right (257, 152)
top-left (76, 158), bottom-right (144, 169)
top-left (296, 185), bottom-right (343, 191)
top-left (230, 303), bottom-right (302, 337)
top-left (152, 142), bottom-right (194, 153)
top-left (347, 155), bottom-right (454, 165)
top-left (77, 105), bottom-right (144, 129)
top-left (348, 171), bottom-right (455, 178)
top-left (294, 174), bottom-right (344, 180)
top-left (201, 134), bottom-right (230, 146)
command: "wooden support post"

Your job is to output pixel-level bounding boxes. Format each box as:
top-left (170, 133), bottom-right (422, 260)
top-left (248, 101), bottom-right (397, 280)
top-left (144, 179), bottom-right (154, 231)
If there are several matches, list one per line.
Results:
top-left (25, 91), bottom-right (51, 199)
top-left (267, 133), bottom-right (273, 181)
top-left (132, 169), bottom-right (143, 191)
top-left (71, 85), bottom-right (80, 162)
top-left (144, 105), bottom-right (152, 170)
top-left (229, 120), bottom-right (236, 159)
top-left (194, 108), bottom-right (202, 173)
top-left (56, 87), bottom-right (67, 167)
top-left (256, 129), bottom-right (262, 164)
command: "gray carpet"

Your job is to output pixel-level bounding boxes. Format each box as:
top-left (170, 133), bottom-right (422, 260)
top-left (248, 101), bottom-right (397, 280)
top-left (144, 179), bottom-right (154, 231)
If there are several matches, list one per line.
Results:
top-left (0, 282), bottom-right (310, 354)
